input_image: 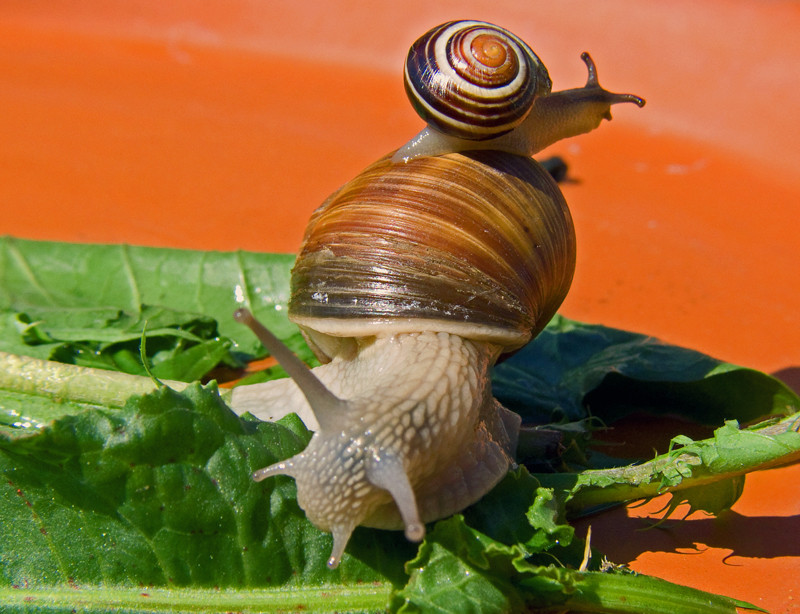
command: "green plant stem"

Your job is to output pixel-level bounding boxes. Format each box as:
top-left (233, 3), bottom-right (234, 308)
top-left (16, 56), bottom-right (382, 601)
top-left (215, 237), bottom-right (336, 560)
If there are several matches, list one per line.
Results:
top-left (0, 351), bottom-right (197, 410)
top-left (0, 584), bottom-right (393, 613)
top-left (538, 412), bottom-right (800, 514)
top-left (552, 570), bottom-right (761, 614)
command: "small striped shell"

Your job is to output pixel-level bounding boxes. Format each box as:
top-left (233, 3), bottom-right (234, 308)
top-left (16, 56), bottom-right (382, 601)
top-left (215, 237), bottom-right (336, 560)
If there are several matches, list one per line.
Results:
top-left (404, 21), bottom-right (552, 140)
top-left (288, 151), bottom-right (576, 360)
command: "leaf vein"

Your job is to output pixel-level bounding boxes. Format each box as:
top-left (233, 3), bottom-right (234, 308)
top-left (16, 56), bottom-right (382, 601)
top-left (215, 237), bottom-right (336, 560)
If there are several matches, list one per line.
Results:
top-left (119, 244), bottom-right (142, 317)
top-left (4, 238), bottom-right (57, 306)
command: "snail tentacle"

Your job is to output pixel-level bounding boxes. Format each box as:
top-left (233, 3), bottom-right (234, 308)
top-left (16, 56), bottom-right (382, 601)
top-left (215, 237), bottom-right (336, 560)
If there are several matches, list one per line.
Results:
top-left (252, 459), bottom-right (294, 482)
top-left (364, 448), bottom-right (425, 542)
top-left (580, 52), bottom-right (644, 108)
top-left (233, 308), bottom-right (346, 432)
top-left (328, 521), bottom-right (358, 569)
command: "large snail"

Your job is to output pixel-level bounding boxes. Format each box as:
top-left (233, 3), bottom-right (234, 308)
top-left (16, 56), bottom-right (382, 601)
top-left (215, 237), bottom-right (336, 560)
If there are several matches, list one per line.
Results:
top-left (230, 20), bottom-right (644, 569)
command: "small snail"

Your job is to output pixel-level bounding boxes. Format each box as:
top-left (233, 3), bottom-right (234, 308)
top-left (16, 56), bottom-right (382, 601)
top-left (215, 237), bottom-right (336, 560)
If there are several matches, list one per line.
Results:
top-left (230, 20), bottom-right (644, 569)
top-left (394, 20), bottom-right (644, 162)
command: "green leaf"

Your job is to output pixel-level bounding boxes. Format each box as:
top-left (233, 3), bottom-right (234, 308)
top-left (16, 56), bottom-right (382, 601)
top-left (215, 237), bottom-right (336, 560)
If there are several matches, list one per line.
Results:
top-left (495, 315), bottom-right (798, 428)
top-left (462, 468), bottom-right (575, 559)
top-left (14, 304), bottom-right (237, 382)
top-left (0, 383), bottom-right (412, 611)
top-left (393, 516), bottom-right (530, 614)
top-left (0, 237), bottom-right (314, 380)
top-left (393, 515), bottom-right (757, 614)
top-left (664, 476), bottom-right (746, 518)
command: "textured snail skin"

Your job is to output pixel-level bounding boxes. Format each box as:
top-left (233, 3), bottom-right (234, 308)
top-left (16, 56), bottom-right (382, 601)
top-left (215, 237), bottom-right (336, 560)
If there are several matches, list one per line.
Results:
top-left (232, 328), bottom-right (519, 569)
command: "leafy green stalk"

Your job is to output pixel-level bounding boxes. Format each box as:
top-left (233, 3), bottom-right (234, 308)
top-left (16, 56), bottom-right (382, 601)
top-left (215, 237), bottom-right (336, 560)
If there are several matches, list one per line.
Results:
top-left (0, 351), bottom-right (191, 438)
top-left (538, 413), bottom-right (800, 515)
top-left (0, 584), bottom-right (393, 614)
top-left (551, 570), bottom-right (762, 613)
top-left (0, 351), bottom-right (185, 409)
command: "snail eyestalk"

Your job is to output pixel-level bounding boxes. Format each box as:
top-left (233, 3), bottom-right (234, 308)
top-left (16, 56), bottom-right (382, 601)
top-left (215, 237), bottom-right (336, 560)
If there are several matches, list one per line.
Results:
top-left (579, 51), bottom-right (645, 112)
top-left (233, 308), bottom-right (346, 432)
top-left (365, 449), bottom-right (426, 543)
top-left (506, 51), bottom-right (645, 152)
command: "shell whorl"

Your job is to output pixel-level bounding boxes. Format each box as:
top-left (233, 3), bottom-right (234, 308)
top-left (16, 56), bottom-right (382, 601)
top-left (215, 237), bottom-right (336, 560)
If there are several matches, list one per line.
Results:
top-left (288, 151), bottom-right (576, 359)
top-left (404, 20), bottom-right (552, 141)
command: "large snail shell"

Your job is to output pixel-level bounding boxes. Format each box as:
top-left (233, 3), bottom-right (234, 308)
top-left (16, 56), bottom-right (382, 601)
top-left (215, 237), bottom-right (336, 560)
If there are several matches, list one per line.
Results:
top-left (404, 20), bottom-right (552, 141)
top-left (288, 151), bottom-right (576, 361)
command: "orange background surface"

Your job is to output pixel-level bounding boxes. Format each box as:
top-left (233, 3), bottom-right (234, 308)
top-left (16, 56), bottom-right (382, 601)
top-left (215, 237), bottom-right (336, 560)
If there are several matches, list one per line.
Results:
top-left (1, 1), bottom-right (798, 612)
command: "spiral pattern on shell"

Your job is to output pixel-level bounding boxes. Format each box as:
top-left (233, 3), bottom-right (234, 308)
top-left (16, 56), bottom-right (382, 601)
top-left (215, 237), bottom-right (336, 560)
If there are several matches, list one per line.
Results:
top-left (288, 151), bottom-right (576, 358)
top-left (404, 20), bottom-right (552, 140)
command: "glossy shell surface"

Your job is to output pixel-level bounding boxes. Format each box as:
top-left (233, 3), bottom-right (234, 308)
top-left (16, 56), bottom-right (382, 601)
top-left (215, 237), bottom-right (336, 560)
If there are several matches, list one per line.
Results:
top-left (404, 20), bottom-right (552, 140)
top-left (289, 150), bottom-right (576, 352)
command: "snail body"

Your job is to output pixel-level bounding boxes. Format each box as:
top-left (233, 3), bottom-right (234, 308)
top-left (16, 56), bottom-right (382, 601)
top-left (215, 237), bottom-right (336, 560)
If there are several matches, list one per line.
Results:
top-left (395, 21), bottom-right (644, 162)
top-left (230, 20), bottom-right (644, 569)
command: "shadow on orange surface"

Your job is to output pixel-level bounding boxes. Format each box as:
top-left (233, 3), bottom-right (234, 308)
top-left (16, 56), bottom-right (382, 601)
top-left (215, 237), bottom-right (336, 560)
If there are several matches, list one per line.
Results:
top-left (773, 367), bottom-right (800, 395)
top-left (583, 510), bottom-right (800, 564)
